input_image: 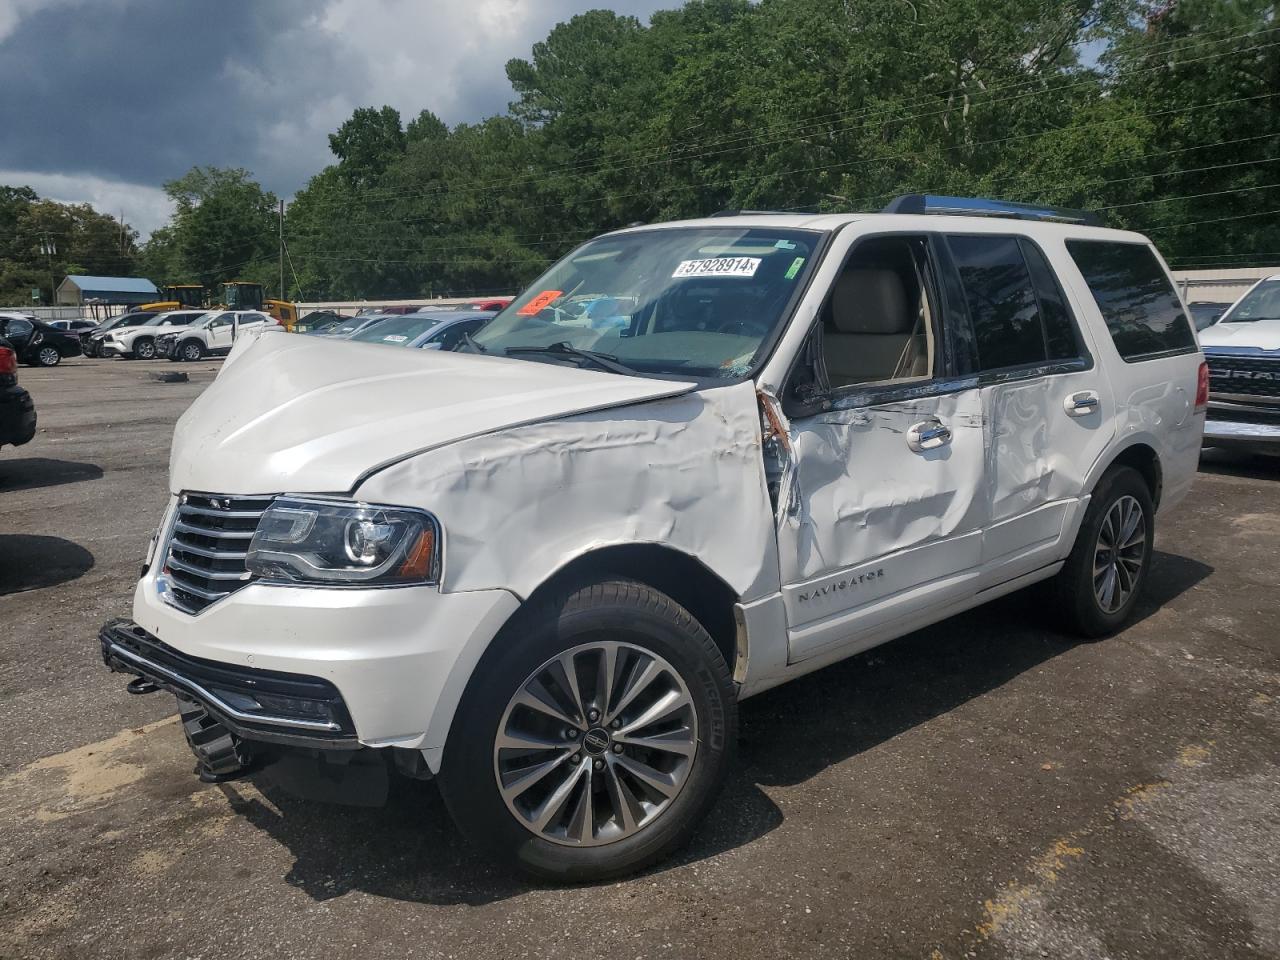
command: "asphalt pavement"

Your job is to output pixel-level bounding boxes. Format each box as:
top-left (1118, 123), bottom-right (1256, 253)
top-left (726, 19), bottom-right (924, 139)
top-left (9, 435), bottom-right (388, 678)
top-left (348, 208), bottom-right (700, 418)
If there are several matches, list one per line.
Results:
top-left (1, 357), bottom-right (1277, 960)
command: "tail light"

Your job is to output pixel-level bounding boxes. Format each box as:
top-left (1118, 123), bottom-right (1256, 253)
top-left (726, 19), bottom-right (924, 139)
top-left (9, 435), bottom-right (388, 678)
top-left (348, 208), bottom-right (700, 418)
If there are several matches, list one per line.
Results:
top-left (1194, 360), bottom-right (1209, 410)
top-left (0, 346), bottom-right (16, 376)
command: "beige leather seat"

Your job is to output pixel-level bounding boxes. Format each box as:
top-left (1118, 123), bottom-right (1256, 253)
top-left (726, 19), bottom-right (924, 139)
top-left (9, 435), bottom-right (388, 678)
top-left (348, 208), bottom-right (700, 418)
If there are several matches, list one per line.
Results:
top-left (823, 266), bottom-right (926, 387)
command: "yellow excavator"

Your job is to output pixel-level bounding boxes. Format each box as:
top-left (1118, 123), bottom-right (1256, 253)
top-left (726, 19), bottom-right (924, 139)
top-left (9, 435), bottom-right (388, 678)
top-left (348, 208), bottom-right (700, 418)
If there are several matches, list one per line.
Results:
top-left (136, 282), bottom-right (298, 330)
top-left (137, 284), bottom-right (207, 312)
top-left (221, 281), bottom-right (299, 331)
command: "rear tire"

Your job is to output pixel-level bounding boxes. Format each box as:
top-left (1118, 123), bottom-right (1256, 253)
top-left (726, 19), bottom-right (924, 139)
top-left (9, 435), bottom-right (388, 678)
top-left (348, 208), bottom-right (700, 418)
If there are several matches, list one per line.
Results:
top-left (134, 337), bottom-right (155, 360)
top-left (439, 578), bottom-right (736, 882)
top-left (36, 346), bottom-right (61, 367)
top-left (1051, 466), bottom-right (1154, 638)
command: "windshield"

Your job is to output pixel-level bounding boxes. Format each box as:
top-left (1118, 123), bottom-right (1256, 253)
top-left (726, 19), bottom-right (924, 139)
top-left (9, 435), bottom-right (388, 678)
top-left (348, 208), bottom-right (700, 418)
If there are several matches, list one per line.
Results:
top-left (350, 315), bottom-right (444, 344)
top-left (188, 311), bottom-right (224, 329)
top-left (156, 314), bottom-right (193, 327)
top-left (1222, 278), bottom-right (1280, 322)
top-left (473, 226), bottom-right (820, 379)
top-left (328, 317), bottom-right (377, 337)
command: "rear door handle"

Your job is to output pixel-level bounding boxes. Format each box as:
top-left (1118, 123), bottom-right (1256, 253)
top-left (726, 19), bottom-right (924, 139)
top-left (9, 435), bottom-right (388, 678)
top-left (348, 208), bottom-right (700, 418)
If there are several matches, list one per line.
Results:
top-left (907, 419), bottom-right (952, 452)
top-left (1064, 390), bottom-right (1100, 417)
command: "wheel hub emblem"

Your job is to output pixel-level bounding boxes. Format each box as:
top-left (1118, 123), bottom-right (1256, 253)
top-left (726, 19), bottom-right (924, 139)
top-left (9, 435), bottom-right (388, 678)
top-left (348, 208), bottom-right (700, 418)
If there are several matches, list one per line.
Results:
top-left (582, 727), bottom-right (610, 756)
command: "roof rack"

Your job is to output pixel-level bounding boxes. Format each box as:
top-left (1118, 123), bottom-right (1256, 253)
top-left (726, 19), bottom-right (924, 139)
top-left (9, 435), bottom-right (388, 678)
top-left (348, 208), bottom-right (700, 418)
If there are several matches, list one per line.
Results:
top-left (882, 194), bottom-right (1103, 227)
top-left (709, 209), bottom-right (804, 217)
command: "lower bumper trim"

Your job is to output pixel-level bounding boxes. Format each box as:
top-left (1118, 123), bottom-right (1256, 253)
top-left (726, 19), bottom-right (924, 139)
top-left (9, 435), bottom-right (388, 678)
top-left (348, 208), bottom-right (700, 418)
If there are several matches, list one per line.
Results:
top-left (99, 619), bottom-right (360, 749)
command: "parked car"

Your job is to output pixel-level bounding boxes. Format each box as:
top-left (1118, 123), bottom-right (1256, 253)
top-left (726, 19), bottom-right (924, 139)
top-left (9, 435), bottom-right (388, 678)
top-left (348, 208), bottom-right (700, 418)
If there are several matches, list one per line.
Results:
top-left (0, 335), bottom-right (37, 450)
top-left (48, 318), bottom-right (98, 333)
top-left (99, 310), bottom-right (208, 360)
top-left (1198, 274), bottom-right (1280, 451)
top-left (294, 310), bottom-right (347, 334)
top-left (155, 310), bottom-right (278, 361)
top-left (0, 313), bottom-right (83, 366)
top-left (1187, 300), bottom-right (1231, 331)
top-left (315, 312), bottom-right (394, 339)
top-left (81, 312), bottom-right (159, 357)
top-left (468, 297), bottom-right (513, 311)
top-left (346, 311), bottom-right (496, 350)
top-left (101, 195), bottom-right (1204, 882)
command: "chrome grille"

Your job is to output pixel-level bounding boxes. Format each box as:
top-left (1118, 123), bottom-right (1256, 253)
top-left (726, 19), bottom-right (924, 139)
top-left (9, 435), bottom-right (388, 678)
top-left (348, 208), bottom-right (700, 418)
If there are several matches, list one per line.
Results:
top-left (161, 493), bottom-right (272, 614)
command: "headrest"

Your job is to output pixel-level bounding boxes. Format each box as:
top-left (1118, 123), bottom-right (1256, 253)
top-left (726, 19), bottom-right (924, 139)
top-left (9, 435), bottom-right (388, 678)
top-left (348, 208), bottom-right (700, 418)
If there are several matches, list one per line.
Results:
top-left (830, 267), bottom-right (911, 334)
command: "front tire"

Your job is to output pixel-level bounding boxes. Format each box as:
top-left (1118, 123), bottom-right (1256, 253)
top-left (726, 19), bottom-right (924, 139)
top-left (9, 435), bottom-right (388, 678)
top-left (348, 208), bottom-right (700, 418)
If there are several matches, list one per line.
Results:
top-left (178, 339), bottom-right (204, 362)
top-left (439, 579), bottom-right (736, 882)
top-left (1052, 466), bottom-right (1154, 637)
top-left (133, 337), bottom-right (156, 359)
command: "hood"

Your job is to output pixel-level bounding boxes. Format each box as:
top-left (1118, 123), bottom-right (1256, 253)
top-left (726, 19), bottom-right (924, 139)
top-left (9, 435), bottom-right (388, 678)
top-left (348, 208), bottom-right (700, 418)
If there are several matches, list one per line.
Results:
top-left (1199, 318), bottom-right (1280, 353)
top-left (170, 331), bottom-right (695, 495)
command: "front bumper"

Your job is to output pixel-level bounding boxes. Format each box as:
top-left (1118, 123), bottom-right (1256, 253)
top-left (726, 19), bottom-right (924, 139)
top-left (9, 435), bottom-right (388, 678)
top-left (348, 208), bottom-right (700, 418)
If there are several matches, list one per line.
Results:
top-left (99, 341), bottom-right (127, 356)
top-left (100, 618), bottom-right (360, 749)
top-left (128, 573), bottom-right (520, 757)
top-left (155, 339), bottom-right (177, 358)
top-left (0, 384), bottom-right (36, 447)
top-left (1203, 398), bottom-right (1280, 451)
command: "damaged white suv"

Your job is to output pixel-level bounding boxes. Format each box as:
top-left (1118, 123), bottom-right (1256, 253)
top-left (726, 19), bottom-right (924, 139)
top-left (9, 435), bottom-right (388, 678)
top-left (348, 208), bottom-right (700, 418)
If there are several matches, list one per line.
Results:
top-left (101, 195), bottom-right (1205, 881)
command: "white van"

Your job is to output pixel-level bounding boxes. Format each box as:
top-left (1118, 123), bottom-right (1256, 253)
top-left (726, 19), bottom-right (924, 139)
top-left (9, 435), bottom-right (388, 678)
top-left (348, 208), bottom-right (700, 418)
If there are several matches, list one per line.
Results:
top-left (102, 196), bottom-right (1205, 881)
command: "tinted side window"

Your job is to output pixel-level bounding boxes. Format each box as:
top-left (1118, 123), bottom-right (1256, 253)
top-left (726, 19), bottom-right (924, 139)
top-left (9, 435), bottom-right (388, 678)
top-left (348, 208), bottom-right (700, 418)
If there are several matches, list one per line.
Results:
top-left (1019, 239), bottom-right (1083, 361)
top-left (948, 235), bottom-right (1044, 371)
top-left (1065, 240), bottom-right (1195, 361)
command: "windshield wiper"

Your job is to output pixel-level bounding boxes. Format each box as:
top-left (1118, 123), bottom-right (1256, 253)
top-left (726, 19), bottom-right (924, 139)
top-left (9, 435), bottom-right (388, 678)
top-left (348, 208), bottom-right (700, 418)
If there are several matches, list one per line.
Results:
top-left (505, 342), bottom-right (636, 374)
top-left (461, 331), bottom-right (488, 354)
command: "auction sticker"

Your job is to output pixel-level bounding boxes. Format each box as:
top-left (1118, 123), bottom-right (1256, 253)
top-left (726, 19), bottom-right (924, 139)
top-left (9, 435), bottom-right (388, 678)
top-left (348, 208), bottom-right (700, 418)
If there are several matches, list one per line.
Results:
top-left (382, 335), bottom-right (409, 342)
top-left (517, 289), bottom-right (564, 316)
top-left (672, 257), bottom-right (761, 279)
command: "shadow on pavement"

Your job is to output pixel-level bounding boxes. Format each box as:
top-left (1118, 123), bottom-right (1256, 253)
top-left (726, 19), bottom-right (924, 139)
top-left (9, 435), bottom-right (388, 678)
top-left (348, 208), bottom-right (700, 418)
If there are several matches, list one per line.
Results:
top-left (227, 549), bottom-right (1210, 905)
top-left (0, 457), bottom-right (103, 493)
top-left (0, 534), bottom-right (95, 595)
top-left (1198, 448), bottom-right (1280, 482)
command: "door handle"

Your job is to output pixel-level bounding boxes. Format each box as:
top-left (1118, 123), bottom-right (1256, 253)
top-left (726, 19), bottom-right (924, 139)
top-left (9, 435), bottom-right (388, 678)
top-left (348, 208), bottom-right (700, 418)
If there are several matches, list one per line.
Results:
top-left (907, 419), bottom-right (952, 452)
top-left (1064, 390), bottom-right (1100, 417)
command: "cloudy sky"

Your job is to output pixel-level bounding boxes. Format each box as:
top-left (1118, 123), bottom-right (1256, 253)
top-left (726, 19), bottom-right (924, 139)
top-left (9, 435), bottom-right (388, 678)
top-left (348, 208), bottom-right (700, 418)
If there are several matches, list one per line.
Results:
top-left (0, 0), bottom-right (671, 237)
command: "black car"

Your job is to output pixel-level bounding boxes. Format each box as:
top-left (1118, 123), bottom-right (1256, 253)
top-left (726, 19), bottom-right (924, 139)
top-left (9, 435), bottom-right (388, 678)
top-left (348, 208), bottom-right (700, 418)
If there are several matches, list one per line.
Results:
top-left (294, 310), bottom-right (347, 334)
top-left (81, 311), bottom-right (158, 357)
top-left (0, 335), bottom-right (37, 450)
top-left (1188, 301), bottom-right (1232, 331)
top-left (0, 315), bottom-right (83, 366)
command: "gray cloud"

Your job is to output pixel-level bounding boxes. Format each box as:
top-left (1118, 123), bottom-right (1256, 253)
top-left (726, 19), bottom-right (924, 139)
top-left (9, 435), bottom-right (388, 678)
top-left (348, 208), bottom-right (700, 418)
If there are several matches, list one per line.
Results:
top-left (0, 0), bottom-right (672, 235)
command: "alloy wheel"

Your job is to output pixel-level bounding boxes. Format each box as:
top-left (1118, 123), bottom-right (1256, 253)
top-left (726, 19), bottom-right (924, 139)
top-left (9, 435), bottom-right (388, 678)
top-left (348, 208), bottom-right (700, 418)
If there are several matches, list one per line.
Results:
top-left (1093, 494), bottom-right (1146, 614)
top-left (182, 343), bottom-right (201, 361)
top-left (493, 640), bottom-right (698, 847)
top-left (136, 340), bottom-right (155, 359)
top-left (37, 346), bottom-right (60, 366)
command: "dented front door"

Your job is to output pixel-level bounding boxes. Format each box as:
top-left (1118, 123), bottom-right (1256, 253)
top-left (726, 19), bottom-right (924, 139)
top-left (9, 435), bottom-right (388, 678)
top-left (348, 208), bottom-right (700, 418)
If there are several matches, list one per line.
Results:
top-left (776, 386), bottom-right (988, 663)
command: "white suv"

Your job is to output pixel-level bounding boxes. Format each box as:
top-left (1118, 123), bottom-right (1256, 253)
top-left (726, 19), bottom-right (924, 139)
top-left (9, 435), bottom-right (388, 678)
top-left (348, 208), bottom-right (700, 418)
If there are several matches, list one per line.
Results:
top-left (101, 196), bottom-right (1205, 881)
top-left (155, 310), bottom-right (275, 361)
top-left (99, 310), bottom-right (207, 360)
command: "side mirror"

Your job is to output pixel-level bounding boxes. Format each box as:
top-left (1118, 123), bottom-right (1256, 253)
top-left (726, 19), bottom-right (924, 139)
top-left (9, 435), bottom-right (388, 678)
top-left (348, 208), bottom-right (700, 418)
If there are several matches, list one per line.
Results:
top-left (419, 341), bottom-right (444, 351)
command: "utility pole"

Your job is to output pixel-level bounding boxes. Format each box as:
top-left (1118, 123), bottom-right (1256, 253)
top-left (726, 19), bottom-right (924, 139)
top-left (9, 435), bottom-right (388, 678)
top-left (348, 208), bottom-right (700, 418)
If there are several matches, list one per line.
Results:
top-left (39, 233), bottom-right (57, 305)
top-left (278, 198), bottom-right (285, 299)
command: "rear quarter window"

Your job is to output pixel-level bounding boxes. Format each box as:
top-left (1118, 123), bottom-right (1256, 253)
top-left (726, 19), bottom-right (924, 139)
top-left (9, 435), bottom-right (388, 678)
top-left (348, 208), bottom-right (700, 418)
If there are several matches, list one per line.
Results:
top-left (1066, 240), bottom-right (1196, 361)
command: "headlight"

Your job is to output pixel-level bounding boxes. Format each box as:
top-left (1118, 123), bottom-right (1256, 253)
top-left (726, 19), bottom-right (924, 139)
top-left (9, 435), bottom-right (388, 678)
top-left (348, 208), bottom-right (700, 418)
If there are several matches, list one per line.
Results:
top-left (246, 498), bottom-right (440, 586)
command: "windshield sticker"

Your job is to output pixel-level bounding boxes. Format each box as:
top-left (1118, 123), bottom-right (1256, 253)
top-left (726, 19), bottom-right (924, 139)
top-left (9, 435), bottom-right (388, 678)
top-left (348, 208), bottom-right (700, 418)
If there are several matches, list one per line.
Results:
top-left (382, 335), bottom-right (409, 342)
top-left (784, 256), bottom-right (806, 280)
top-left (672, 257), bottom-right (761, 279)
top-left (774, 239), bottom-right (797, 250)
top-left (517, 289), bottom-right (564, 316)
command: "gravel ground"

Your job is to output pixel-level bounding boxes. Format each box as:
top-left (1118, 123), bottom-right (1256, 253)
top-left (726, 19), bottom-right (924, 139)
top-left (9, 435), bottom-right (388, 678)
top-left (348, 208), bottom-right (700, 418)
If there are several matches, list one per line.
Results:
top-left (1, 356), bottom-right (1277, 960)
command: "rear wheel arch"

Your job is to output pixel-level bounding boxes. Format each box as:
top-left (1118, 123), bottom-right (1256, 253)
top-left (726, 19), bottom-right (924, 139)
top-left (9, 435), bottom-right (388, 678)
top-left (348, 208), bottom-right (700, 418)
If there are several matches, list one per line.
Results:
top-left (1098, 442), bottom-right (1162, 508)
